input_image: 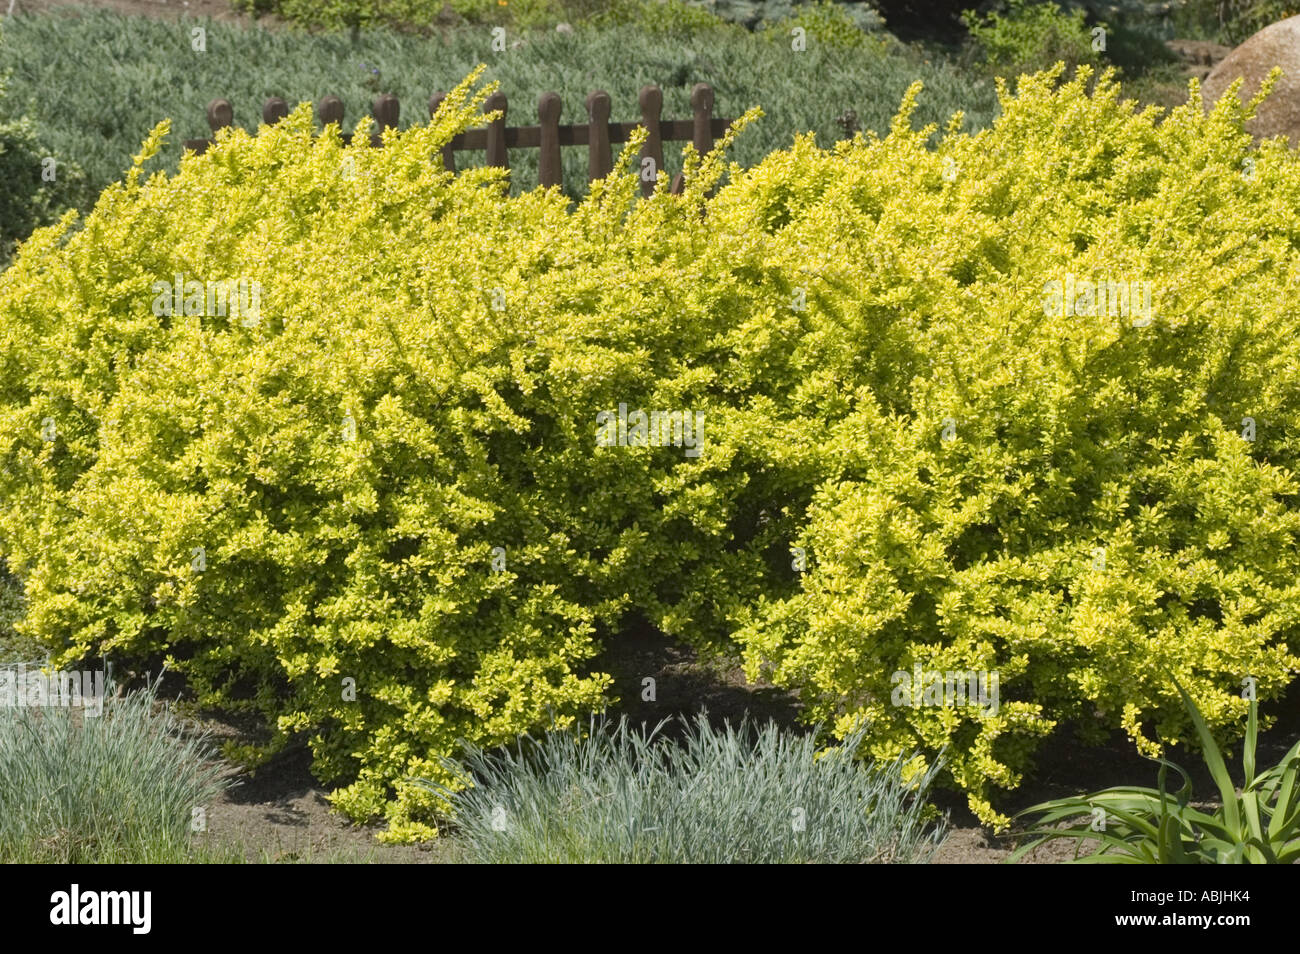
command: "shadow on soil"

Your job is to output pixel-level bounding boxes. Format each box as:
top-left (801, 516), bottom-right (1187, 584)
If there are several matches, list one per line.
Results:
top-left (176, 615), bottom-right (1300, 864)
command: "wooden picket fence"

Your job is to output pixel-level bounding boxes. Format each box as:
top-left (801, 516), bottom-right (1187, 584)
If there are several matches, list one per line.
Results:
top-left (183, 83), bottom-right (729, 197)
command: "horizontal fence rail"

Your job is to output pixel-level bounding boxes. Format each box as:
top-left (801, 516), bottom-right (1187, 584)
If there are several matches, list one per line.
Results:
top-left (183, 83), bottom-right (729, 197)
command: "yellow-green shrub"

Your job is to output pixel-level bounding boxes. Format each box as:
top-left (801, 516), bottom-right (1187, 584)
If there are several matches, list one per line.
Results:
top-left (0, 70), bottom-right (774, 841)
top-left (723, 68), bottom-right (1300, 824)
top-left (2, 62), bottom-right (1299, 837)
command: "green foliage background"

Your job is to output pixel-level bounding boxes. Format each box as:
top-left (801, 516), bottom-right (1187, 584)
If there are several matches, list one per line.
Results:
top-left (229, 0), bottom-right (885, 33)
top-left (0, 28), bottom-right (89, 269)
top-left (0, 8), bottom-right (994, 211)
top-left (963, 0), bottom-right (1105, 77)
top-left (1170, 0), bottom-right (1300, 42)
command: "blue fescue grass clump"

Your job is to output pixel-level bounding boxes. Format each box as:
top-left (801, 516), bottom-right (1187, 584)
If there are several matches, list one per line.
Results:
top-left (0, 671), bottom-right (236, 863)
top-left (422, 713), bottom-right (949, 863)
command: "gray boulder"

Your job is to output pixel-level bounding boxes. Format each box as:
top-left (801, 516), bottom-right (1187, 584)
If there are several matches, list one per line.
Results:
top-left (1203, 15), bottom-right (1300, 145)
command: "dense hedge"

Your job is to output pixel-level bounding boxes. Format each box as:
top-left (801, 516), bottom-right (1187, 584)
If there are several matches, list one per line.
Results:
top-left (0, 71), bottom-right (779, 840)
top-left (1, 64), bottom-right (1298, 838)
top-left (725, 68), bottom-right (1300, 822)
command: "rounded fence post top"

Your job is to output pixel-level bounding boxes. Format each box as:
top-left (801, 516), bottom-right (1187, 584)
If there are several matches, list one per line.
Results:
top-left (639, 85), bottom-right (663, 111)
top-left (538, 91), bottom-right (563, 123)
top-left (429, 91), bottom-right (447, 117)
top-left (263, 97), bottom-right (289, 125)
top-left (317, 95), bottom-right (344, 126)
top-left (585, 89), bottom-right (610, 116)
top-left (483, 90), bottom-right (507, 113)
top-left (373, 93), bottom-right (400, 126)
top-left (206, 98), bottom-right (233, 131)
top-left (691, 83), bottom-right (714, 111)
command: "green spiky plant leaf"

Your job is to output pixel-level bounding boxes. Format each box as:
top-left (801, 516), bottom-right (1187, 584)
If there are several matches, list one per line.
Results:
top-left (1008, 677), bottom-right (1300, 864)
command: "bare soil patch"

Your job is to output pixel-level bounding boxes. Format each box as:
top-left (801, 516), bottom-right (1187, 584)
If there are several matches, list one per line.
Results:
top-left (169, 625), bottom-right (1298, 863)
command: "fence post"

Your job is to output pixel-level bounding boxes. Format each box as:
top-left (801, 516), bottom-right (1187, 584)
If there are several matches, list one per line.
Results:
top-left (638, 84), bottom-right (663, 198)
top-left (429, 92), bottom-right (456, 173)
top-left (691, 83), bottom-right (715, 159)
top-left (318, 95), bottom-right (345, 131)
top-left (538, 92), bottom-right (563, 190)
top-left (586, 89), bottom-right (611, 185)
top-left (372, 93), bottom-right (399, 146)
top-left (673, 82), bottom-right (716, 196)
top-left (484, 91), bottom-right (508, 191)
top-left (263, 96), bottom-right (289, 126)
top-left (193, 84), bottom-right (728, 190)
top-left (206, 98), bottom-right (234, 135)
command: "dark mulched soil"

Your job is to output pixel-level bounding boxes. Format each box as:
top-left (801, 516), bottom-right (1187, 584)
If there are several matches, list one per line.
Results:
top-left (172, 622), bottom-right (1298, 864)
